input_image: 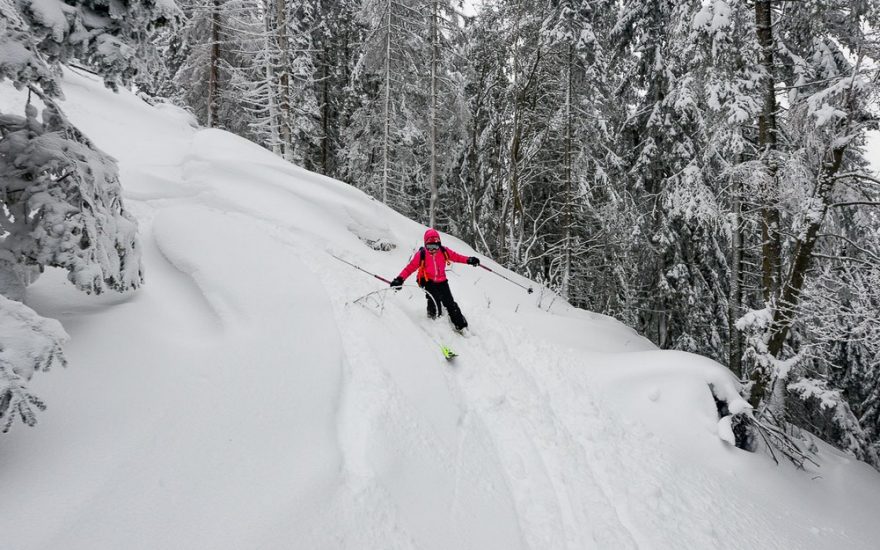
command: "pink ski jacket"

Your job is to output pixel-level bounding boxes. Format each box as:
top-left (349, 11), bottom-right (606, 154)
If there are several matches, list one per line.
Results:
top-left (398, 230), bottom-right (470, 284)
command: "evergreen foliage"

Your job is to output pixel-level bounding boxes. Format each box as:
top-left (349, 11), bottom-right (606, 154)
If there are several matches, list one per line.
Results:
top-left (1, 0), bottom-right (174, 430)
top-left (0, 295), bottom-right (67, 432)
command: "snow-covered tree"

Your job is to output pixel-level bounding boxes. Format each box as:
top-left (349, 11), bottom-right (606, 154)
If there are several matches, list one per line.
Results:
top-left (311, 0), bottom-right (361, 177)
top-left (536, 0), bottom-right (614, 303)
top-left (342, 0), bottom-right (429, 215)
top-left (449, 10), bottom-right (507, 251)
top-left (598, 0), bottom-right (732, 357)
top-left (268, 0), bottom-right (322, 165)
top-left (456, 0), bottom-right (570, 274)
top-left (342, 0), bottom-right (466, 223)
top-left (0, 0), bottom-right (174, 430)
top-left (0, 295), bottom-right (67, 432)
top-left (167, 0), bottom-right (262, 136)
top-left (739, 1), bottom-right (880, 412)
top-left (0, 97), bottom-right (144, 297)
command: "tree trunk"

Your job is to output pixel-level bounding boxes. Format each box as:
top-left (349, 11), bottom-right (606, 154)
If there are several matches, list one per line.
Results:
top-left (381, 0), bottom-right (392, 204)
top-left (729, 170), bottom-right (743, 378)
top-left (276, 0), bottom-right (291, 160)
top-left (747, 0), bottom-right (782, 408)
top-left (560, 43), bottom-right (573, 300)
top-left (755, 0), bottom-right (781, 302)
top-left (507, 108), bottom-right (522, 266)
top-left (747, 143), bottom-right (847, 409)
top-left (263, 0), bottom-right (281, 155)
top-left (767, 145), bottom-right (847, 356)
top-left (428, 0), bottom-right (439, 227)
top-left (321, 47), bottom-right (330, 175)
top-left (207, 0), bottom-right (221, 128)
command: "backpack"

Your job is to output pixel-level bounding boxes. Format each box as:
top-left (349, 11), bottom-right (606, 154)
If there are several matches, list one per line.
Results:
top-left (416, 246), bottom-right (451, 286)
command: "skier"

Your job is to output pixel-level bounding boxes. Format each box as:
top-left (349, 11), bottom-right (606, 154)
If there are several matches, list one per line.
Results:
top-left (390, 228), bottom-right (480, 331)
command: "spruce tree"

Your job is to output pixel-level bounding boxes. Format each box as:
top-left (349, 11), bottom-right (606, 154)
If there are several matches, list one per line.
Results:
top-left (0, 0), bottom-right (175, 431)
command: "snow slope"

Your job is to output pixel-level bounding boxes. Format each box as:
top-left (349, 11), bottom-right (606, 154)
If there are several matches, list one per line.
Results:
top-left (2, 70), bottom-right (880, 550)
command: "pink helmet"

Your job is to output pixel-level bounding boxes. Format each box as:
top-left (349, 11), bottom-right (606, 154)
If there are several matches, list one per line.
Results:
top-left (423, 228), bottom-right (441, 244)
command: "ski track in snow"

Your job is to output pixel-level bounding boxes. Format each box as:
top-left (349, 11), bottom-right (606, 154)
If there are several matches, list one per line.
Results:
top-left (441, 316), bottom-right (640, 549)
top-left (3, 70), bottom-right (880, 550)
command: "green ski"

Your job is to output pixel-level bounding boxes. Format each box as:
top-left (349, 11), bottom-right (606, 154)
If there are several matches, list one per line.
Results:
top-left (440, 345), bottom-right (457, 360)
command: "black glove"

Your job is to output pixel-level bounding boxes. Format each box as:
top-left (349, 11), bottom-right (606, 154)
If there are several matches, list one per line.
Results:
top-left (467, 257), bottom-right (480, 266)
top-left (390, 276), bottom-right (404, 288)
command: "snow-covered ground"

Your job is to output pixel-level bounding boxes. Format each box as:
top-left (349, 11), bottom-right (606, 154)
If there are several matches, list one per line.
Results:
top-left (2, 70), bottom-right (880, 550)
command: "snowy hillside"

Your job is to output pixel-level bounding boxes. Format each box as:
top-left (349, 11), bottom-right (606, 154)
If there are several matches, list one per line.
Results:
top-left (2, 70), bottom-right (880, 550)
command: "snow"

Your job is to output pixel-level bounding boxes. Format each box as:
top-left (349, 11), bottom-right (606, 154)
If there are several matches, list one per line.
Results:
top-left (0, 294), bottom-right (67, 380)
top-left (735, 306), bottom-right (772, 331)
top-left (21, 0), bottom-right (70, 42)
top-left (692, 4), bottom-right (713, 30)
top-left (788, 379), bottom-right (843, 410)
top-left (717, 415), bottom-right (736, 446)
top-left (813, 103), bottom-right (847, 126)
top-left (2, 68), bottom-right (880, 549)
top-left (692, 0), bottom-right (731, 33)
top-left (0, 35), bottom-right (34, 67)
top-left (865, 131), bottom-right (880, 173)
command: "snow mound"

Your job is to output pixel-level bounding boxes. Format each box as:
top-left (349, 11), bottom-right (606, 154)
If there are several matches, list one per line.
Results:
top-left (1, 69), bottom-right (879, 550)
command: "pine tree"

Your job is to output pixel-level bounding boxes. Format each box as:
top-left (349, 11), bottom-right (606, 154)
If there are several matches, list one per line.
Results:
top-left (272, 0), bottom-right (322, 165)
top-left (740, 1), bottom-right (880, 413)
top-left (0, 295), bottom-right (67, 432)
top-left (311, 0), bottom-right (361, 178)
top-left (343, 0), bottom-right (429, 217)
top-left (450, 10), bottom-right (508, 252)
top-left (539, 0), bottom-right (612, 303)
top-left (602, 0), bottom-right (731, 355)
top-left (169, 0), bottom-right (259, 136)
top-left (0, 0), bottom-right (175, 430)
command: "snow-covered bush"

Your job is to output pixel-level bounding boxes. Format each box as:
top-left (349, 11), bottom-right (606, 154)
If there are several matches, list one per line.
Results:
top-left (0, 295), bottom-right (68, 432)
top-left (710, 383), bottom-right (757, 452)
top-left (793, 260), bottom-right (880, 469)
top-left (786, 378), bottom-right (879, 467)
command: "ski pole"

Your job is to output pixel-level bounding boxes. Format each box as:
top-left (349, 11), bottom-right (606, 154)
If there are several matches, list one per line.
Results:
top-left (329, 253), bottom-right (392, 284)
top-left (330, 253), bottom-right (437, 307)
top-left (479, 264), bottom-right (534, 294)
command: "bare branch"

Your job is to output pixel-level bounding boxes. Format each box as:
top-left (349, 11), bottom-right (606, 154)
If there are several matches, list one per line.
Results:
top-left (830, 201), bottom-right (880, 207)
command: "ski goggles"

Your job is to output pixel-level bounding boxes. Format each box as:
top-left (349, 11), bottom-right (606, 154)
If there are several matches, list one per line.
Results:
top-left (425, 241), bottom-right (441, 251)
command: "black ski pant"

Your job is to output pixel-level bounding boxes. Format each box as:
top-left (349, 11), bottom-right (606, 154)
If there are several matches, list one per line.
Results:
top-left (422, 280), bottom-right (468, 330)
